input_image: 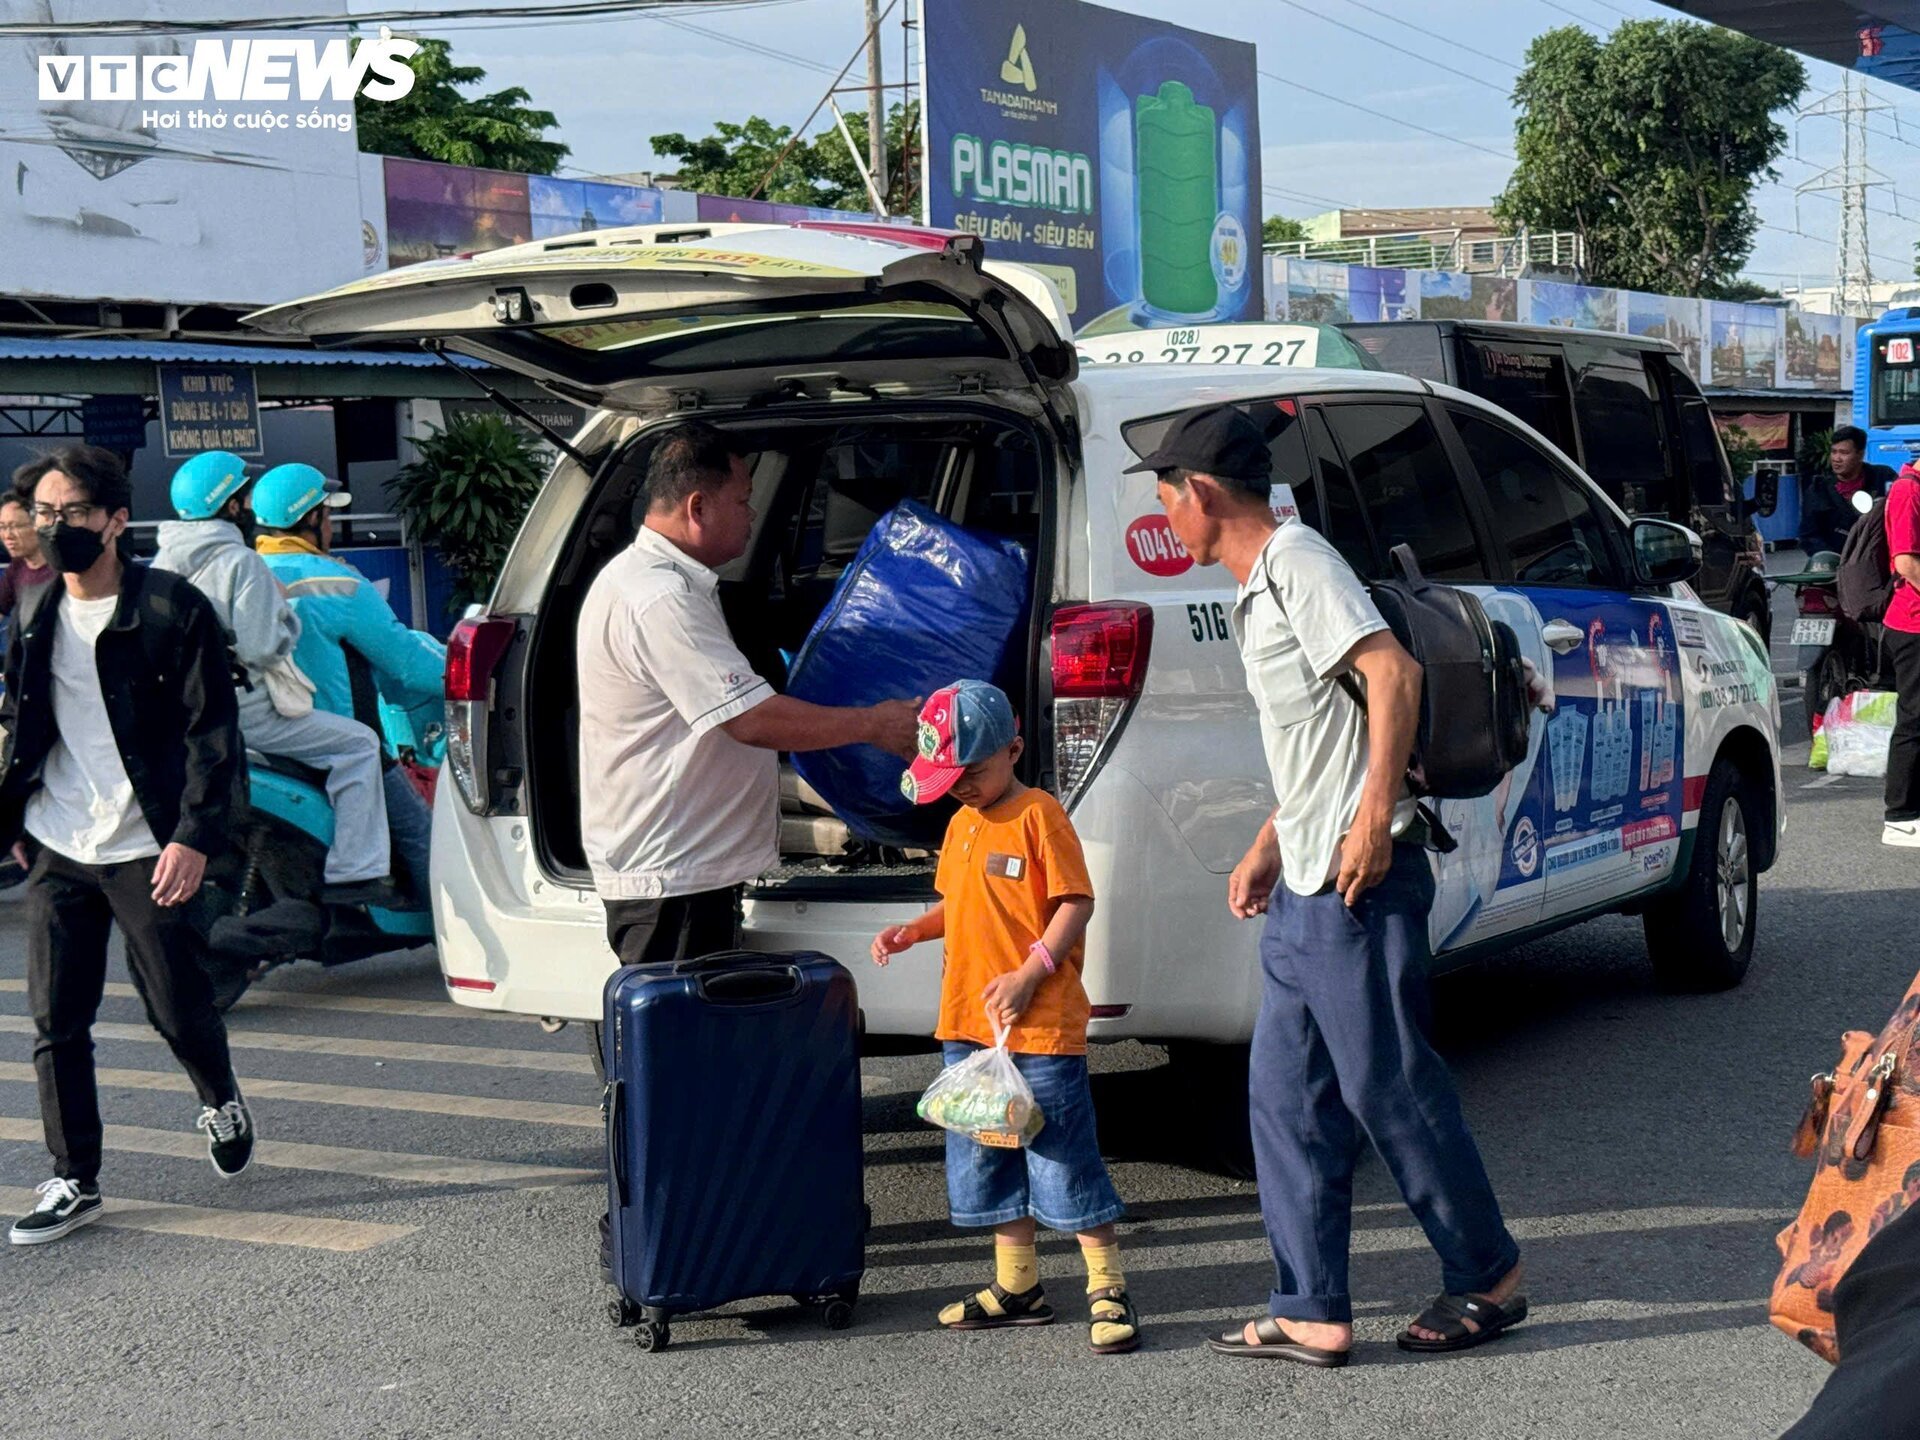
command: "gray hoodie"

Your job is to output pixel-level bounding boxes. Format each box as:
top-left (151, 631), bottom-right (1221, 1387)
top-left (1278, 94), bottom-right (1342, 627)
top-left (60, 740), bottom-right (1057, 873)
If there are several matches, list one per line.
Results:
top-left (150, 519), bottom-right (299, 723)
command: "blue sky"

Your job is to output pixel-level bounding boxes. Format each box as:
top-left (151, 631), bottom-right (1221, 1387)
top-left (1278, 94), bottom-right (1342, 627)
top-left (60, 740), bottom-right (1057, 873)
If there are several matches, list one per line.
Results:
top-left (384, 0), bottom-right (1920, 290)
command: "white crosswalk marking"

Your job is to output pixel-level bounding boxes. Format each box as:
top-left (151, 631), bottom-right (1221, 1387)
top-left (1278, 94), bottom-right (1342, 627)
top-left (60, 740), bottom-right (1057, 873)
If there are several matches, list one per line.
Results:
top-left (0, 1117), bottom-right (596, 1188)
top-left (0, 1185), bottom-right (415, 1252)
top-left (0, 1061), bottom-right (600, 1128)
top-left (0, 977), bottom-right (531, 1024)
top-left (0, 1013), bottom-right (594, 1074)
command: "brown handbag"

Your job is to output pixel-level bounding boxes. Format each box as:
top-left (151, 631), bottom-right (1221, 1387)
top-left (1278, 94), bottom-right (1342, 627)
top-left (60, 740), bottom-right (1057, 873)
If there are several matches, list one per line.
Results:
top-left (1771, 972), bottom-right (1920, 1362)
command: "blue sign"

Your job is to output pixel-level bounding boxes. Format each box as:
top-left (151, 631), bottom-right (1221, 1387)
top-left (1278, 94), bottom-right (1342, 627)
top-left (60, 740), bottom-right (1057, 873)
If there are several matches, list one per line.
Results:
top-left (923, 0), bottom-right (1261, 332)
top-left (81, 394), bottom-right (147, 452)
top-left (157, 365), bottom-right (262, 458)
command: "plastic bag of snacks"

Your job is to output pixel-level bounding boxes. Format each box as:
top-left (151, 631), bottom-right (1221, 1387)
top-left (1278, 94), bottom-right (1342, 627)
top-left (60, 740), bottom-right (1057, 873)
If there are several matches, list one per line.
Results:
top-left (1823, 691), bottom-right (1899, 779)
top-left (917, 1027), bottom-right (1045, 1149)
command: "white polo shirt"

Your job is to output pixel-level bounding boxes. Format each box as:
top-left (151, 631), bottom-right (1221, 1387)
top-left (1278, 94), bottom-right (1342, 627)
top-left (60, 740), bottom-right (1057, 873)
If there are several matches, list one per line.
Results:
top-left (576, 525), bottom-right (779, 900)
top-left (1232, 520), bottom-right (1415, 896)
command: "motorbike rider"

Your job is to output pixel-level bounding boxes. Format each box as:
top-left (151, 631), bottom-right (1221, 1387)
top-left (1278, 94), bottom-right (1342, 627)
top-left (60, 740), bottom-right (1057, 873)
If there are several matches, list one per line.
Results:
top-left (149, 452), bottom-right (393, 902)
top-left (249, 463), bottom-right (441, 895)
top-left (1800, 426), bottom-right (1896, 557)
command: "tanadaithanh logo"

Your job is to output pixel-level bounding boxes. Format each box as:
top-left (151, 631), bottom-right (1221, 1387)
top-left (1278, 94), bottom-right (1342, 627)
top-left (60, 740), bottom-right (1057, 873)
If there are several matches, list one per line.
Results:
top-left (1000, 24), bottom-right (1036, 92)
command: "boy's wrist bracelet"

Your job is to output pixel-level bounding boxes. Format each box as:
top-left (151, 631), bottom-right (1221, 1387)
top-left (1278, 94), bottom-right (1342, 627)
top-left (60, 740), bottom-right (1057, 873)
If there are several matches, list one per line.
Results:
top-left (1028, 940), bottom-right (1056, 975)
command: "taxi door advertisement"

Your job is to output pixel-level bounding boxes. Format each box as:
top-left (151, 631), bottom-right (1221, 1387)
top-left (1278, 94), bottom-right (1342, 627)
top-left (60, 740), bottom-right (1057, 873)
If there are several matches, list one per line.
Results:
top-left (1534, 594), bottom-right (1684, 912)
top-left (1430, 590), bottom-right (1683, 953)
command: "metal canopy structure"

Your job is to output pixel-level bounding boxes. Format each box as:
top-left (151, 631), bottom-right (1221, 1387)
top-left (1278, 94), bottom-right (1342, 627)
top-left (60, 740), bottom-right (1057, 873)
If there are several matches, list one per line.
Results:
top-left (0, 336), bottom-right (548, 402)
top-left (1660, 3), bottom-right (1920, 93)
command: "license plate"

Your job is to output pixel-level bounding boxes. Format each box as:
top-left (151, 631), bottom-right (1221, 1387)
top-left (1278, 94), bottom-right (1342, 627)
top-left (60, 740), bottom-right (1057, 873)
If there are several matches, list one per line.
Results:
top-left (1792, 618), bottom-right (1836, 646)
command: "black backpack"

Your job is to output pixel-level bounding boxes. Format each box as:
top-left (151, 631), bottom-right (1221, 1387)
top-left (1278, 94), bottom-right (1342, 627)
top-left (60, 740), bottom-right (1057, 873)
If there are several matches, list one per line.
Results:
top-left (1836, 494), bottom-right (1894, 623)
top-left (1335, 544), bottom-right (1532, 803)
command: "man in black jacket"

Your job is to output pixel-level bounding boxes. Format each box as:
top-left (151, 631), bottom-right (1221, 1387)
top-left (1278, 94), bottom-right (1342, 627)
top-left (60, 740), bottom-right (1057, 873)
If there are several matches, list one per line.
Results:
top-left (2, 446), bottom-right (256, 1247)
top-left (1798, 426), bottom-right (1896, 557)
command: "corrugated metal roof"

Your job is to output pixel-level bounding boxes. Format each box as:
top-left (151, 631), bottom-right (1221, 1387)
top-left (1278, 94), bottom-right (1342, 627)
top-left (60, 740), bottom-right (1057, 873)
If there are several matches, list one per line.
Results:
top-left (0, 337), bottom-right (482, 368)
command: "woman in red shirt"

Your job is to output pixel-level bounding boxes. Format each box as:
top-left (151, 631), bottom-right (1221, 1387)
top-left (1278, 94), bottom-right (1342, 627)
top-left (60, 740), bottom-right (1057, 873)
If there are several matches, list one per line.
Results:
top-left (1883, 463), bottom-right (1920, 846)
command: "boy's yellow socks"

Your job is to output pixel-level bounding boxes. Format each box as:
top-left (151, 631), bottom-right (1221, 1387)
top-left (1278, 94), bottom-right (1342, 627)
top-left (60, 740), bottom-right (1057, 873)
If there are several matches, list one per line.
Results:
top-left (996, 1240), bottom-right (1040, 1295)
top-left (1082, 1242), bottom-right (1123, 1294)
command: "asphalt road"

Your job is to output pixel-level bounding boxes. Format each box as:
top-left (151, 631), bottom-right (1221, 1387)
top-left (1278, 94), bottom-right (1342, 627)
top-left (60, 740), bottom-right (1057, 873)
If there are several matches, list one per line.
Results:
top-left (0, 594), bottom-right (1902, 1439)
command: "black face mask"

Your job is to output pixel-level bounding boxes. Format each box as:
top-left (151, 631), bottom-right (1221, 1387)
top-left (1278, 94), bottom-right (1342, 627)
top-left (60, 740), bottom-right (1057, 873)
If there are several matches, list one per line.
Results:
top-left (37, 522), bottom-right (106, 575)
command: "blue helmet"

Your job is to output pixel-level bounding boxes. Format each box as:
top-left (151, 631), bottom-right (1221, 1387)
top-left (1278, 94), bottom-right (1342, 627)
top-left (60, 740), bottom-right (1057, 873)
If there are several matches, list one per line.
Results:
top-left (251, 463), bottom-right (352, 530)
top-left (169, 451), bottom-right (251, 521)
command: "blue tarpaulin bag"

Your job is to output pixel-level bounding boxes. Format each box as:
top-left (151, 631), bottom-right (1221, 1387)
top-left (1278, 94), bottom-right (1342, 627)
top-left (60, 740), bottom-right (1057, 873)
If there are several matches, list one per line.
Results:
top-left (786, 501), bottom-right (1030, 848)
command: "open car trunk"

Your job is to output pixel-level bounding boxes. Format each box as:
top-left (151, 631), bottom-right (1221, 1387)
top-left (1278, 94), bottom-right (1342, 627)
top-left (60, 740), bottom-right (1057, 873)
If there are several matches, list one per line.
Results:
top-left (517, 400), bottom-right (1054, 899)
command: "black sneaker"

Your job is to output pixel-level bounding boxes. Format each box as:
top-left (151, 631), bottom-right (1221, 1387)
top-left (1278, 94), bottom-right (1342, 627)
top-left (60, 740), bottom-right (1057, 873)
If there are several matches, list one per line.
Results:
top-left (9, 1178), bottom-right (103, 1246)
top-left (197, 1093), bottom-right (256, 1178)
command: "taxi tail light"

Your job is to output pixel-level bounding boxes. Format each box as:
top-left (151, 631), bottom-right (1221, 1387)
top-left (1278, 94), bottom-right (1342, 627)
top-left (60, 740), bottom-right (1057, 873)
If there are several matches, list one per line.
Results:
top-left (445, 615), bottom-right (515, 816)
top-left (1050, 603), bottom-right (1153, 809)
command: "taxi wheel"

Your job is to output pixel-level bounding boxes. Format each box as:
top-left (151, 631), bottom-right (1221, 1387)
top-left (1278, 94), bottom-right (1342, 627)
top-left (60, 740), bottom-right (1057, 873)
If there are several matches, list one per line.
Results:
top-left (1643, 760), bottom-right (1756, 993)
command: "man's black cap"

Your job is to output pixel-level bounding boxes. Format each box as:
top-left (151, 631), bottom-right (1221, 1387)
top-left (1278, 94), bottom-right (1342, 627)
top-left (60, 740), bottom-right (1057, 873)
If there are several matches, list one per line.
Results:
top-left (1122, 402), bottom-right (1273, 492)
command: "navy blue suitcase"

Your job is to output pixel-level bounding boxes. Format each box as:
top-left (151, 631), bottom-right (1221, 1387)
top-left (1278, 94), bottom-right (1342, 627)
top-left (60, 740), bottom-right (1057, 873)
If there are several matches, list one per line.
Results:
top-left (602, 951), bottom-right (866, 1352)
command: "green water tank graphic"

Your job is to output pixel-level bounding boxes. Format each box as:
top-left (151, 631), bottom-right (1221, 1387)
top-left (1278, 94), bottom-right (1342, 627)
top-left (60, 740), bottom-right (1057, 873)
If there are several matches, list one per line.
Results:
top-left (1135, 80), bottom-right (1219, 315)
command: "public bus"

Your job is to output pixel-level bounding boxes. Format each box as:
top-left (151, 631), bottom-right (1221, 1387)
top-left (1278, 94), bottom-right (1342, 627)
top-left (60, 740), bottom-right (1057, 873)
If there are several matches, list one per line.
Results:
top-left (1857, 306), bottom-right (1920, 473)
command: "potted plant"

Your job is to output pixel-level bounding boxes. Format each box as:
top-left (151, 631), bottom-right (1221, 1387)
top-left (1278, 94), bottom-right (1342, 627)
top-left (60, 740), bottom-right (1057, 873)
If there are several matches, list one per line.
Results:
top-left (391, 410), bottom-right (546, 615)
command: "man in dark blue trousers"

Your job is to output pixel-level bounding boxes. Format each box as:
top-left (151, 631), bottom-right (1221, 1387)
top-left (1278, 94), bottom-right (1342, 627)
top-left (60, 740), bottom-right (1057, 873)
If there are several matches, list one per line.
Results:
top-left (1144, 403), bottom-right (1523, 1366)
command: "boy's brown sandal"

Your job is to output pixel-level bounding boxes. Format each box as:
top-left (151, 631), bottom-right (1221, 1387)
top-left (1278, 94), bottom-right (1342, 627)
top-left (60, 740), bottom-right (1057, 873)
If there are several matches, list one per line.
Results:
top-left (939, 1281), bottom-right (1054, 1330)
top-left (1087, 1286), bottom-right (1141, 1354)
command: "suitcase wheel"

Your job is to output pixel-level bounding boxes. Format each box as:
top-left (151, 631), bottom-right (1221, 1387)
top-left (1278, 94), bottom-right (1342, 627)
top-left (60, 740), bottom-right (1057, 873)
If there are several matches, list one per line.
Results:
top-left (633, 1319), bottom-right (670, 1353)
top-left (822, 1299), bottom-right (855, 1331)
top-left (607, 1297), bottom-right (639, 1329)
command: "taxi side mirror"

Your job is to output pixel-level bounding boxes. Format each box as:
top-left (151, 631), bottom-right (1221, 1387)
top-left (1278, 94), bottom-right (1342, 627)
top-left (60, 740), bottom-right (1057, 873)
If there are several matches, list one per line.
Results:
top-left (1631, 518), bottom-right (1702, 588)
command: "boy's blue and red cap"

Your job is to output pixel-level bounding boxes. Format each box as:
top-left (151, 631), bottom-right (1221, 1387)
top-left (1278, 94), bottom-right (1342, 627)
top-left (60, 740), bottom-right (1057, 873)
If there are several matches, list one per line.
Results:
top-left (900, 679), bottom-right (1017, 805)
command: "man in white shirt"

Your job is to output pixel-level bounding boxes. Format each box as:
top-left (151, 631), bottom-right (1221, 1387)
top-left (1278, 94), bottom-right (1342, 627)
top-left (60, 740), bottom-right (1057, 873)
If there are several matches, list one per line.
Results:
top-left (1142, 404), bottom-right (1523, 1367)
top-left (578, 421), bottom-right (920, 966)
top-left (1, 447), bottom-right (256, 1247)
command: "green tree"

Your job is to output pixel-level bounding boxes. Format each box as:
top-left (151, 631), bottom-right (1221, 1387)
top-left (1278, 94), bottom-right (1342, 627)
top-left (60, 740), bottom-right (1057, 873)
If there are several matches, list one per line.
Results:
top-left (652, 102), bottom-right (922, 214)
top-left (356, 37), bottom-right (569, 174)
top-left (1263, 215), bottom-right (1308, 246)
top-left (1495, 20), bottom-right (1804, 296)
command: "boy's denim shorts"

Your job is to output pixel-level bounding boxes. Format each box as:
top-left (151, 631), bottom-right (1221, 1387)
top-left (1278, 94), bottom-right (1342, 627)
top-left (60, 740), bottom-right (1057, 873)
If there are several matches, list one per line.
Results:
top-left (940, 1043), bottom-right (1125, 1233)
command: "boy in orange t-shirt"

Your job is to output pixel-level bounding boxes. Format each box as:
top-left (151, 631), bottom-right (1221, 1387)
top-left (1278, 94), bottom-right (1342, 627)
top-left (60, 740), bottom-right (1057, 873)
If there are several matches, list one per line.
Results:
top-left (871, 680), bottom-right (1139, 1355)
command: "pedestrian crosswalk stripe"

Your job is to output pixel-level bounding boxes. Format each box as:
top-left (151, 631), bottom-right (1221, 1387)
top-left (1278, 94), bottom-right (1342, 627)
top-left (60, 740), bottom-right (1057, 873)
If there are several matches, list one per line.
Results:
top-left (0, 1117), bottom-right (596, 1188)
top-left (0, 1184), bottom-right (414, 1253)
top-left (0, 1014), bottom-right (593, 1075)
top-left (0, 978), bottom-right (531, 1024)
top-left (0, 1061), bottom-right (600, 1129)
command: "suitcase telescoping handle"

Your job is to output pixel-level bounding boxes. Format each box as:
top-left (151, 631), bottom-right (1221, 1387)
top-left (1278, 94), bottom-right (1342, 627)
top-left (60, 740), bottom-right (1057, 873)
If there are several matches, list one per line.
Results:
top-left (606, 1079), bottom-right (629, 1209)
top-left (675, 950), bottom-right (806, 1006)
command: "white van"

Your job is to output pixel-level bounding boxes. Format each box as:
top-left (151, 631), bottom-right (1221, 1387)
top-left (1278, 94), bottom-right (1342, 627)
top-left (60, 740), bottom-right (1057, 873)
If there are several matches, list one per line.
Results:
top-left (249, 224), bottom-right (1783, 1068)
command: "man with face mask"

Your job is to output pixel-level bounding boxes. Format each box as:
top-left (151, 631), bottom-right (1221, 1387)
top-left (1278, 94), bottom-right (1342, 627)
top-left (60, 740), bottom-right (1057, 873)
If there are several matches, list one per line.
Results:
top-left (149, 451), bottom-right (391, 899)
top-left (1, 447), bottom-right (254, 1245)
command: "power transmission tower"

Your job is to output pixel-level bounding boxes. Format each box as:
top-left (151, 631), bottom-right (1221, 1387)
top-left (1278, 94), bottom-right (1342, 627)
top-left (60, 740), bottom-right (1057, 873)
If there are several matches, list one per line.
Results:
top-left (1796, 74), bottom-right (1896, 316)
top-left (865, 0), bottom-right (887, 203)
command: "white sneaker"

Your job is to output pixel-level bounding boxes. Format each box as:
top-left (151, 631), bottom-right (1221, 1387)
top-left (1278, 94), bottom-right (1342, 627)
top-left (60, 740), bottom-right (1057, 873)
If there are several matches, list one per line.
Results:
top-left (1883, 820), bottom-right (1920, 848)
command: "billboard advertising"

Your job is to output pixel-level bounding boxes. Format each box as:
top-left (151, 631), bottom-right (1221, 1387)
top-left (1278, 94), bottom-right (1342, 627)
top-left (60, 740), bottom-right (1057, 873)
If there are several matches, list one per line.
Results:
top-left (922, 0), bottom-right (1261, 332)
top-left (0, 1), bottom-right (368, 307)
top-left (384, 158), bottom-right (533, 267)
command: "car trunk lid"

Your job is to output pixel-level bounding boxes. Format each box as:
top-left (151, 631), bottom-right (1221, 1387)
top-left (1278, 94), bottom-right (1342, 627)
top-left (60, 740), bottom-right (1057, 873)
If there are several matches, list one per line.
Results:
top-left (244, 223), bottom-right (1076, 419)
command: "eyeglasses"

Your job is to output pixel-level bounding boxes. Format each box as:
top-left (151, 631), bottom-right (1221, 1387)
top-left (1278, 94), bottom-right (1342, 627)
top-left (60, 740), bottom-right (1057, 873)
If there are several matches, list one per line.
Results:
top-left (31, 504), bottom-right (101, 527)
top-left (0, 521), bottom-right (33, 535)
